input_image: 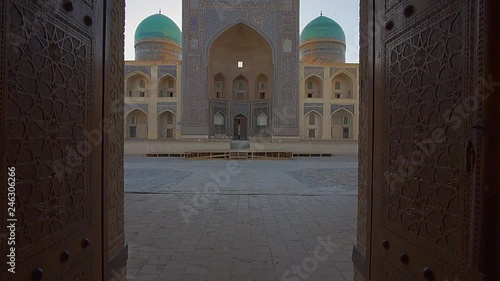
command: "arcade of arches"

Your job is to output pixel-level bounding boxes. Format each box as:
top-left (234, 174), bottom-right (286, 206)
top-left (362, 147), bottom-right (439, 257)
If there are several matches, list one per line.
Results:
top-left (1, 0), bottom-right (499, 281)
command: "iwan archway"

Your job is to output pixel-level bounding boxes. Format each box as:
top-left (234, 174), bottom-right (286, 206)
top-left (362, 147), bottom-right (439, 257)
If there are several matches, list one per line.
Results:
top-left (208, 23), bottom-right (273, 140)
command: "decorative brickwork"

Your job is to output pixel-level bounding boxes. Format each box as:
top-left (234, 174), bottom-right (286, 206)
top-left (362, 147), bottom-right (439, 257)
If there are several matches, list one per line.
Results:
top-left (125, 104), bottom-right (149, 114)
top-left (332, 104), bottom-right (355, 114)
top-left (157, 102), bottom-right (177, 115)
top-left (157, 65), bottom-right (177, 79)
top-left (305, 66), bottom-right (325, 79)
top-left (124, 65), bottom-right (151, 77)
top-left (135, 41), bottom-right (182, 61)
top-left (304, 103), bottom-right (324, 115)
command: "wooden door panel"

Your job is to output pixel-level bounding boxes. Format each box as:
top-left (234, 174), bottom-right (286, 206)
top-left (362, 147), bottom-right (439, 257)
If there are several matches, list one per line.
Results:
top-left (1, 0), bottom-right (103, 280)
top-left (371, 0), bottom-right (485, 280)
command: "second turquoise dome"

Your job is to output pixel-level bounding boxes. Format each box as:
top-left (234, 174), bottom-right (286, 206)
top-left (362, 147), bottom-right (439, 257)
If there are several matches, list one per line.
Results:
top-left (300, 16), bottom-right (346, 44)
top-left (134, 14), bottom-right (182, 45)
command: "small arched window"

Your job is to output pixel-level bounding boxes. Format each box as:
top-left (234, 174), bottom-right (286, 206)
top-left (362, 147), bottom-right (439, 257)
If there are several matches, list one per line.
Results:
top-left (307, 81), bottom-right (313, 90)
top-left (214, 112), bottom-right (225, 135)
top-left (343, 116), bottom-right (350, 125)
top-left (129, 116), bottom-right (137, 125)
top-left (168, 80), bottom-right (174, 88)
top-left (167, 114), bottom-right (173, 125)
top-left (309, 114), bottom-right (315, 126)
top-left (256, 113), bottom-right (267, 126)
top-left (335, 82), bottom-right (341, 90)
top-left (140, 80), bottom-right (146, 88)
top-left (214, 112), bottom-right (225, 126)
top-left (238, 82), bottom-right (244, 92)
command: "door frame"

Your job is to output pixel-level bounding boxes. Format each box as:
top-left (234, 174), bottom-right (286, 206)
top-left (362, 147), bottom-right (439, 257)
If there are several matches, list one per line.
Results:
top-left (483, 0), bottom-right (500, 278)
top-left (355, 0), bottom-right (375, 279)
top-left (102, 0), bottom-right (128, 279)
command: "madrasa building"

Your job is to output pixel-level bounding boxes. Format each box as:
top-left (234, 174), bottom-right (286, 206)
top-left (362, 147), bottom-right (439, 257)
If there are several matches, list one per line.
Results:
top-left (124, 0), bottom-right (359, 155)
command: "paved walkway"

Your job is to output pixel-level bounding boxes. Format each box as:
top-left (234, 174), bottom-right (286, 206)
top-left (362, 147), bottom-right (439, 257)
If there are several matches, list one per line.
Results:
top-left (125, 156), bottom-right (358, 281)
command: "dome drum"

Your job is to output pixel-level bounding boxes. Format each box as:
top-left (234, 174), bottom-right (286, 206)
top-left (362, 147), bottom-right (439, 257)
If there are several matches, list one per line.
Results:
top-left (135, 41), bottom-right (182, 61)
top-left (300, 40), bottom-right (346, 63)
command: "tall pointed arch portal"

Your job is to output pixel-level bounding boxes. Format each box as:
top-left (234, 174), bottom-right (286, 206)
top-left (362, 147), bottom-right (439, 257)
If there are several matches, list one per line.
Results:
top-left (208, 23), bottom-right (275, 139)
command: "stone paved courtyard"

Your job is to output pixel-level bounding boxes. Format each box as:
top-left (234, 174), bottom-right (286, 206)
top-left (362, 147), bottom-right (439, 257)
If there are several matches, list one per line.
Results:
top-left (125, 156), bottom-right (358, 281)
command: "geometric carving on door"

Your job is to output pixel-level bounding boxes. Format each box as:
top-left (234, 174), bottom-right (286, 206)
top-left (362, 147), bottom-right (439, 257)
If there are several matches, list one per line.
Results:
top-left (379, 0), bottom-right (473, 273)
top-left (7, 1), bottom-right (93, 255)
top-left (1, 0), bottom-right (103, 279)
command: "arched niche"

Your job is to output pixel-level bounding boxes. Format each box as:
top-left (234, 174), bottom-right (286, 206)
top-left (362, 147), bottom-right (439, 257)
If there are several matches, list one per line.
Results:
top-left (213, 112), bottom-right (226, 136)
top-left (255, 112), bottom-right (268, 135)
top-left (305, 75), bottom-right (323, 99)
top-left (255, 74), bottom-right (270, 100)
top-left (331, 109), bottom-right (354, 139)
top-left (126, 73), bottom-right (149, 98)
top-left (213, 73), bottom-right (225, 99)
top-left (304, 111), bottom-right (322, 139)
top-left (331, 72), bottom-right (355, 99)
top-left (233, 75), bottom-right (249, 100)
top-left (158, 110), bottom-right (176, 139)
top-left (125, 109), bottom-right (148, 139)
top-left (158, 75), bottom-right (176, 98)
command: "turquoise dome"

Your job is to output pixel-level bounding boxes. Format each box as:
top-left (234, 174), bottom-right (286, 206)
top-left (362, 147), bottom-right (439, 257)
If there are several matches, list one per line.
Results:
top-left (134, 14), bottom-right (182, 45)
top-left (300, 16), bottom-right (346, 44)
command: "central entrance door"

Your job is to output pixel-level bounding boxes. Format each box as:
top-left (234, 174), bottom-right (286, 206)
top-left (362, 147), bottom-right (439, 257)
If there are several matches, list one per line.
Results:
top-left (233, 114), bottom-right (248, 140)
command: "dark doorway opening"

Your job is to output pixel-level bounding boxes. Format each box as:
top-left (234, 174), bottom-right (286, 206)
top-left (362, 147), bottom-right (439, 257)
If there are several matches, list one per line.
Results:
top-left (233, 114), bottom-right (248, 140)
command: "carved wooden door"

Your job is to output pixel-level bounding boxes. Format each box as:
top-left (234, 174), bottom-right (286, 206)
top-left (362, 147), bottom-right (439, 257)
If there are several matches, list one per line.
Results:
top-left (1, 0), bottom-right (104, 280)
top-left (370, 0), bottom-right (489, 280)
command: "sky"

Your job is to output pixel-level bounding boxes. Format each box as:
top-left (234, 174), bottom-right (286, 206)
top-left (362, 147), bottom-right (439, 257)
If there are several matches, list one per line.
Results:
top-left (124, 0), bottom-right (360, 62)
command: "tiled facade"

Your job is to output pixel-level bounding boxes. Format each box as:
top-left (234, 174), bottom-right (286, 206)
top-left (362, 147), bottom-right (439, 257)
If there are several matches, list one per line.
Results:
top-left (124, 1), bottom-right (359, 144)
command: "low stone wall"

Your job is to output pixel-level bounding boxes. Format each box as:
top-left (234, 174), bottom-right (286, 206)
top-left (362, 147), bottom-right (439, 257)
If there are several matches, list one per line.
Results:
top-left (124, 140), bottom-right (359, 155)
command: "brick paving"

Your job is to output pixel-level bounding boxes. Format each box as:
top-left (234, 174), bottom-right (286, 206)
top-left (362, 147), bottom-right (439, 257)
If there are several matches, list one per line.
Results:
top-left (125, 156), bottom-right (358, 281)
